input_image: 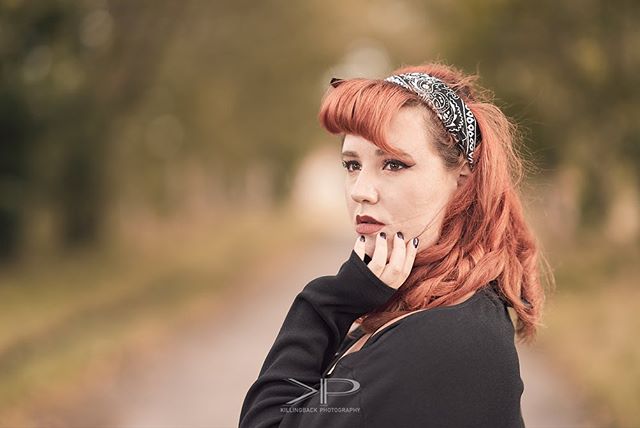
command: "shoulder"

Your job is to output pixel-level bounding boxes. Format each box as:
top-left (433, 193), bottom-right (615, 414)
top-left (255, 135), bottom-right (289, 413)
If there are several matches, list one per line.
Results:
top-left (352, 289), bottom-right (524, 427)
top-left (356, 287), bottom-right (522, 386)
top-left (371, 287), bottom-right (515, 353)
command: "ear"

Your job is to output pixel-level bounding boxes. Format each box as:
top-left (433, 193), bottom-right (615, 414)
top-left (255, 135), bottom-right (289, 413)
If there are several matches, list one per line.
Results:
top-left (456, 162), bottom-right (471, 188)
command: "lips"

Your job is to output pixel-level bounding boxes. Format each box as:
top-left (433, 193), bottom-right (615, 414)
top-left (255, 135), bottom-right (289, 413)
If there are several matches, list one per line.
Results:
top-left (356, 215), bottom-right (384, 225)
top-left (355, 214), bottom-right (385, 235)
top-left (356, 223), bottom-right (385, 234)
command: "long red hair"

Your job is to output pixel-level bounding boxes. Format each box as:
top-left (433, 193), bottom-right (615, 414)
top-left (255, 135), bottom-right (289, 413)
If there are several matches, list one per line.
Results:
top-left (318, 61), bottom-right (553, 343)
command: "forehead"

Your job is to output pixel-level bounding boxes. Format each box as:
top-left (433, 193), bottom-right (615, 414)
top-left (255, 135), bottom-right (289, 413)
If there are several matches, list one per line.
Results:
top-left (342, 106), bottom-right (432, 157)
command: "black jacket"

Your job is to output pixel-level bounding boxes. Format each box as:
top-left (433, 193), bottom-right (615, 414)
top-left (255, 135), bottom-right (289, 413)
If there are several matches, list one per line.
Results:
top-left (239, 250), bottom-right (525, 427)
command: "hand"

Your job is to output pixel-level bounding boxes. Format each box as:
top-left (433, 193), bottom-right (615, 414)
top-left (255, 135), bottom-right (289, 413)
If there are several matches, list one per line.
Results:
top-left (353, 232), bottom-right (419, 290)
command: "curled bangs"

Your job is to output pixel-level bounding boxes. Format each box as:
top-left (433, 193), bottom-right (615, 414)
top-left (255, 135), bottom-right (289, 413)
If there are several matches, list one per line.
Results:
top-left (317, 78), bottom-right (420, 157)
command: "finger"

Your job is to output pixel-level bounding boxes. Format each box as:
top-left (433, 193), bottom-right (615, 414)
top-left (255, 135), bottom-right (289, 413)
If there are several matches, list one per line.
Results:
top-left (402, 236), bottom-right (419, 274)
top-left (380, 231), bottom-right (407, 289)
top-left (387, 231), bottom-right (407, 271)
top-left (354, 234), bottom-right (366, 260)
top-left (369, 231), bottom-right (388, 276)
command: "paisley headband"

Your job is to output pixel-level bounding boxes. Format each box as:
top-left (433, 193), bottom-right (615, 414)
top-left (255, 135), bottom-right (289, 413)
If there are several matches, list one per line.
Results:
top-left (330, 73), bottom-right (482, 169)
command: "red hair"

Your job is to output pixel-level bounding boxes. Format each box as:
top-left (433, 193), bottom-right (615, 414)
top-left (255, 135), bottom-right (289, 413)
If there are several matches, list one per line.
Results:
top-left (318, 61), bottom-right (554, 343)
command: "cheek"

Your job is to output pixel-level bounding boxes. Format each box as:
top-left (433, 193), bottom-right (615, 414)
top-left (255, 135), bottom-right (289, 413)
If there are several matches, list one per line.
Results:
top-left (344, 187), bottom-right (357, 213)
top-left (344, 184), bottom-right (351, 203)
top-left (391, 180), bottom-right (432, 207)
top-left (388, 183), bottom-right (441, 226)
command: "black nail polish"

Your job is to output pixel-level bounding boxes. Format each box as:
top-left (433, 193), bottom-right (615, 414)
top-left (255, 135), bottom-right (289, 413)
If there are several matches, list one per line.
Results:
top-left (413, 237), bottom-right (419, 248)
top-left (380, 232), bottom-right (386, 239)
top-left (359, 235), bottom-right (365, 242)
top-left (397, 231), bottom-right (404, 240)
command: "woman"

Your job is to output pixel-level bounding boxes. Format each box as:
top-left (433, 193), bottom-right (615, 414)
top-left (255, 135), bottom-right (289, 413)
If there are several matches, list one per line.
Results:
top-left (239, 61), bottom-right (550, 427)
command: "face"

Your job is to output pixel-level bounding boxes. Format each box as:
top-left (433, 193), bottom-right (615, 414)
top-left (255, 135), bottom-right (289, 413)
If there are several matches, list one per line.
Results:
top-left (342, 106), bottom-right (469, 259)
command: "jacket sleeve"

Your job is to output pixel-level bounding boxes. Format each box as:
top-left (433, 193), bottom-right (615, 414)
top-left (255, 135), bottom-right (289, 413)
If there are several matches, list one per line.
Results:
top-left (238, 250), bottom-right (397, 428)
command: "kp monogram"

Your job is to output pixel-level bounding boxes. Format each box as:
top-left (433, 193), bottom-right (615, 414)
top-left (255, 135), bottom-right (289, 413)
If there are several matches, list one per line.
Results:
top-left (284, 377), bottom-right (361, 406)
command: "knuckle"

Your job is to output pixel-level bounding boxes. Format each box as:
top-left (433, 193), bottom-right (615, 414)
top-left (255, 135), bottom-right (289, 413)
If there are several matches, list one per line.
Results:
top-left (388, 265), bottom-right (402, 276)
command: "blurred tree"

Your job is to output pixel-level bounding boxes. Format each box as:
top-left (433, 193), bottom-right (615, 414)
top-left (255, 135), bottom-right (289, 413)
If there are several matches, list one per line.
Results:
top-left (150, 0), bottom-right (340, 204)
top-left (0, 0), bottom-right (184, 253)
top-left (0, 88), bottom-right (33, 260)
top-left (0, 1), bottom-right (62, 260)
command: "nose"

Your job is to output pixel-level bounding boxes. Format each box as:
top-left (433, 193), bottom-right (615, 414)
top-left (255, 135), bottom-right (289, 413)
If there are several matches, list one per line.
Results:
top-left (349, 170), bottom-right (379, 204)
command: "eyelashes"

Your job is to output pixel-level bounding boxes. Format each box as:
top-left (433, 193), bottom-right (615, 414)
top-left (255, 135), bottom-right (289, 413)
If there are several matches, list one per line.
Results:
top-left (341, 159), bottom-right (410, 173)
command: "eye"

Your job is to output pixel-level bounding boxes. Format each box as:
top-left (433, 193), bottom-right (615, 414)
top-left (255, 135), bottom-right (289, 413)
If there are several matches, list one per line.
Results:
top-left (342, 159), bottom-right (410, 173)
top-left (341, 160), bottom-right (360, 172)
top-left (383, 159), bottom-right (409, 171)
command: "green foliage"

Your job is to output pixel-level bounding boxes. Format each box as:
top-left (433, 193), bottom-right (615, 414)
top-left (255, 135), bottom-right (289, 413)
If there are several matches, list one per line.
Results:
top-left (1, 0), bottom-right (638, 256)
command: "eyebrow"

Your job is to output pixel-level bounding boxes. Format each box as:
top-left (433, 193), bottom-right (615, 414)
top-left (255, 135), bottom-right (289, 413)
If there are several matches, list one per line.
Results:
top-left (341, 149), bottom-right (413, 159)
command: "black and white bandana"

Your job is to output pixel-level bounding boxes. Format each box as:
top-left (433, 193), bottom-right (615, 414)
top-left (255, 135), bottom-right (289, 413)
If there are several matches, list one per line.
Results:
top-left (329, 73), bottom-right (481, 167)
top-left (383, 72), bottom-right (481, 168)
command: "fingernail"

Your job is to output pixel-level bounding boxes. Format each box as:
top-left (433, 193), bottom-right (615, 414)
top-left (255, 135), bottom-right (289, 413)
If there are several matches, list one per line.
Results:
top-left (380, 232), bottom-right (386, 239)
top-left (397, 231), bottom-right (404, 240)
top-left (413, 237), bottom-right (419, 248)
top-left (359, 235), bottom-right (365, 242)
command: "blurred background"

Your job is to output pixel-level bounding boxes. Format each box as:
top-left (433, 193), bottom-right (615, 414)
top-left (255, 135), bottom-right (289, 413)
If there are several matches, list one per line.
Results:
top-left (1, 0), bottom-right (638, 427)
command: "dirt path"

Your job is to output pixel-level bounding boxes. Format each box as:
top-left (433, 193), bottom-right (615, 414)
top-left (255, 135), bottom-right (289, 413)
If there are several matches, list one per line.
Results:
top-left (54, 235), bottom-right (595, 428)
